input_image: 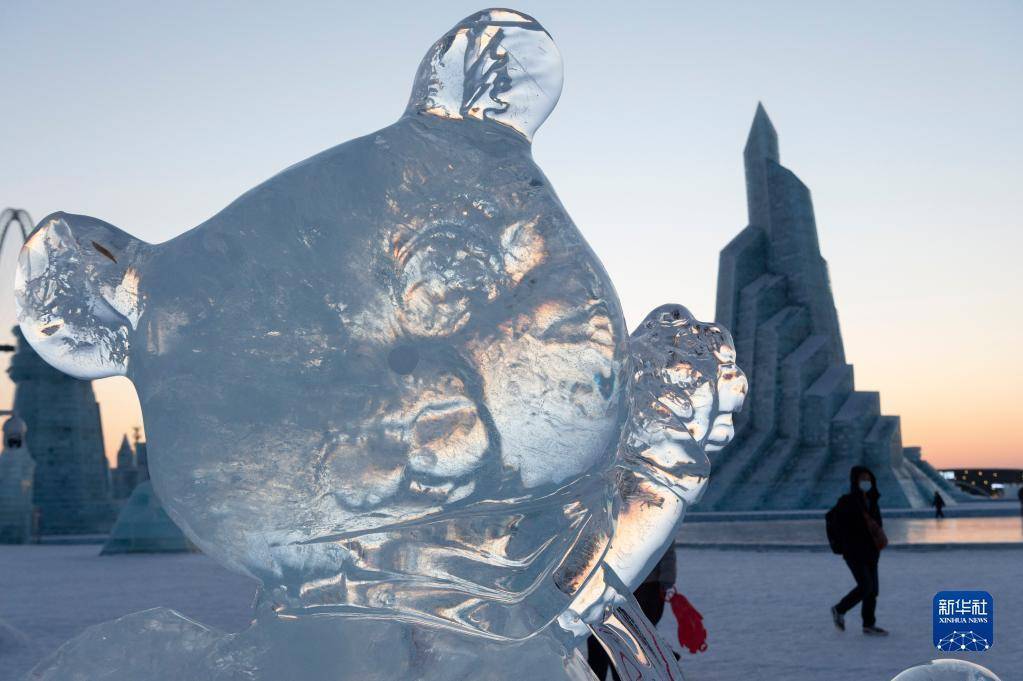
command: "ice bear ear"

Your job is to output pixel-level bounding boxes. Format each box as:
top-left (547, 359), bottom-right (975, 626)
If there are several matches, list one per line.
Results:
top-left (405, 8), bottom-right (564, 141)
top-left (15, 212), bottom-right (149, 379)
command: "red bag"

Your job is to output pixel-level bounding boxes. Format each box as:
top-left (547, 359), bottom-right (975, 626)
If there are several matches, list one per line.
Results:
top-left (668, 592), bottom-right (708, 654)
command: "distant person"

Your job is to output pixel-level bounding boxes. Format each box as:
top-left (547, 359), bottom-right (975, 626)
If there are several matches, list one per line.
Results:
top-left (1018, 486), bottom-right (1023, 516)
top-left (932, 491), bottom-right (945, 519)
top-left (827, 466), bottom-right (889, 636)
top-left (587, 550), bottom-right (677, 680)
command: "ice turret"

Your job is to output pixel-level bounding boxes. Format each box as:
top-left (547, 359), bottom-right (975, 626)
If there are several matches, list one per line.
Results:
top-left (112, 435), bottom-right (139, 500)
top-left (0, 413), bottom-right (35, 543)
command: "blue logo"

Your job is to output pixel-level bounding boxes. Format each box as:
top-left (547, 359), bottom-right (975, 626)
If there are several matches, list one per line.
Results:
top-left (933, 591), bottom-right (993, 652)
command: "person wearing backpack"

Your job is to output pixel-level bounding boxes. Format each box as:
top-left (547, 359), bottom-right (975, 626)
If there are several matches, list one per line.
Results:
top-left (828, 465), bottom-right (889, 636)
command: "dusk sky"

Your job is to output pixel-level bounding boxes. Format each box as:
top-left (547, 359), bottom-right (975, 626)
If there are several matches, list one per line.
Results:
top-left (1, 1), bottom-right (1019, 469)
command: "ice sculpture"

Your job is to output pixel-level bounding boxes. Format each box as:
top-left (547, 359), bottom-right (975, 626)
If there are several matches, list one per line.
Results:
top-left (891, 660), bottom-right (1002, 681)
top-left (18, 9), bottom-right (745, 680)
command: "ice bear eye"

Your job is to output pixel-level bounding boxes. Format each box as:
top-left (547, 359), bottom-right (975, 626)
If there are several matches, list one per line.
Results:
top-left (387, 344), bottom-right (420, 375)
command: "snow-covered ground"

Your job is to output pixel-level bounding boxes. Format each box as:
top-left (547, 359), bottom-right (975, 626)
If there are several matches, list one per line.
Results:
top-left (1, 544), bottom-right (1019, 680)
top-left (669, 547), bottom-right (1020, 681)
top-left (0, 545), bottom-right (254, 680)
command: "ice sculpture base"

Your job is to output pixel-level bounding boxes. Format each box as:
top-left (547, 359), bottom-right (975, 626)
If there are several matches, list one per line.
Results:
top-left (28, 609), bottom-right (598, 681)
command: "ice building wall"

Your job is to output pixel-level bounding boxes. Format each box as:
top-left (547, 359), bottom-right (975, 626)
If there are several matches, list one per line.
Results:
top-left (704, 105), bottom-right (963, 511)
top-left (7, 327), bottom-right (113, 533)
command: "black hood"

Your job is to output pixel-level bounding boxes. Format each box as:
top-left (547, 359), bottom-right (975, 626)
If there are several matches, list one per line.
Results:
top-left (849, 465), bottom-right (880, 499)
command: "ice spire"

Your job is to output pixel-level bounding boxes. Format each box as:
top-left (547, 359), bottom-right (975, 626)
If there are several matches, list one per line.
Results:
top-left (116, 434), bottom-right (135, 469)
top-left (744, 103), bottom-right (779, 163)
top-left (743, 102), bottom-right (779, 229)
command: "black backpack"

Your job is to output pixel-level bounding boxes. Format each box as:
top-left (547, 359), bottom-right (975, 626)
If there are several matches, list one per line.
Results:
top-left (825, 502), bottom-right (844, 555)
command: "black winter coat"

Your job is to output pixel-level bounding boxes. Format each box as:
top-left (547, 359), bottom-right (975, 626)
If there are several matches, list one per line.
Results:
top-left (835, 493), bottom-right (882, 561)
top-left (836, 465), bottom-right (884, 561)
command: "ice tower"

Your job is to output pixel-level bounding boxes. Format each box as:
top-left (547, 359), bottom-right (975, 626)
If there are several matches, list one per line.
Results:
top-left (705, 104), bottom-right (962, 511)
top-left (7, 327), bottom-right (113, 533)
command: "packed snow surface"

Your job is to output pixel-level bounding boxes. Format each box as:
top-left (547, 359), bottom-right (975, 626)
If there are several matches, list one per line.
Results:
top-left (2, 544), bottom-right (1019, 681)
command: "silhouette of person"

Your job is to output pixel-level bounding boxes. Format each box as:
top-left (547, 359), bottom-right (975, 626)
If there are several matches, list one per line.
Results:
top-left (830, 466), bottom-right (889, 636)
top-left (932, 491), bottom-right (945, 519)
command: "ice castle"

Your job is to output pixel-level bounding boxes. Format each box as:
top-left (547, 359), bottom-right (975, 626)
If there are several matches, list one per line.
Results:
top-left (7, 327), bottom-right (113, 533)
top-left (702, 105), bottom-right (963, 511)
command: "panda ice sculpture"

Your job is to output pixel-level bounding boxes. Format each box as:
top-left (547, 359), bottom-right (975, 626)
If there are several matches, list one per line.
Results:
top-left (19, 9), bottom-right (746, 680)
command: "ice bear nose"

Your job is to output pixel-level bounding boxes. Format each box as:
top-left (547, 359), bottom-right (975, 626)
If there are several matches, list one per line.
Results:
top-left (387, 344), bottom-right (420, 375)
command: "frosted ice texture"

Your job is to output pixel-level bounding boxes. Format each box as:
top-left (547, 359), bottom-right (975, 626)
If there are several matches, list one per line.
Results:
top-left (18, 8), bottom-right (745, 680)
top-left (28, 608), bottom-right (598, 681)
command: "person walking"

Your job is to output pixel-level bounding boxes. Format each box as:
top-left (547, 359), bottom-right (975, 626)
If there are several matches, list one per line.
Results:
top-left (587, 550), bottom-right (677, 680)
top-left (830, 465), bottom-right (889, 636)
top-left (932, 491), bottom-right (945, 519)
top-left (1017, 486), bottom-right (1023, 516)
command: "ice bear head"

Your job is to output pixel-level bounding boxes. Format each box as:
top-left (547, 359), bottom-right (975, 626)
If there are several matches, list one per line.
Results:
top-left (16, 9), bottom-right (744, 640)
